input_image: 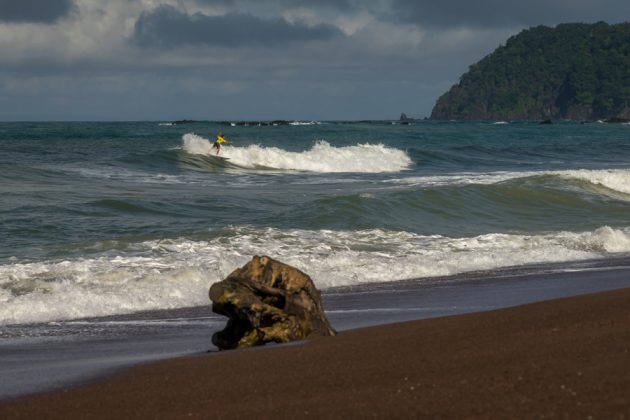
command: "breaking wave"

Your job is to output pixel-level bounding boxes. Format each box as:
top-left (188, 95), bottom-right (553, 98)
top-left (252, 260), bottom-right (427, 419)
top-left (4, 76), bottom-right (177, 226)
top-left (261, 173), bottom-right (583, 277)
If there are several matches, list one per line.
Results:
top-left (2, 225), bottom-right (630, 325)
top-left (554, 169), bottom-right (630, 195)
top-left (181, 133), bottom-right (412, 173)
top-left (388, 168), bottom-right (630, 198)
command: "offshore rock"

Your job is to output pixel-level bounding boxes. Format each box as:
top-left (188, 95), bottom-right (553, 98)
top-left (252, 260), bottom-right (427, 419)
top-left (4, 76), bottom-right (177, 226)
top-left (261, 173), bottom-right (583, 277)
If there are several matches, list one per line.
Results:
top-left (209, 256), bottom-right (336, 350)
top-left (604, 116), bottom-right (630, 123)
top-left (399, 113), bottom-right (412, 125)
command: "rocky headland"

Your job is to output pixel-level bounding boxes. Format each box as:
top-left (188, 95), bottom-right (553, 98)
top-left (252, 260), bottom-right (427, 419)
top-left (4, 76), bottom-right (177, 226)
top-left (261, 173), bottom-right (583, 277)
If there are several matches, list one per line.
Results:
top-left (431, 22), bottom-right (630, 121)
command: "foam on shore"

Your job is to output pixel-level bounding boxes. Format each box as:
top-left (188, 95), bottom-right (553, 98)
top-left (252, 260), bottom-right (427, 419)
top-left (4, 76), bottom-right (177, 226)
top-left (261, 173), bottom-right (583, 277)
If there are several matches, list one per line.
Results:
top-left (2, 225), bottom-right (630, 325)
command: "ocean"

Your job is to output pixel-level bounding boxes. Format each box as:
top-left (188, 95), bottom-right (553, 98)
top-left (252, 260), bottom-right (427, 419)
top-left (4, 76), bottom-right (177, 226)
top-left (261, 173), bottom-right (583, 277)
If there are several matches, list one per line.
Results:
top-left (1, 120), bottom-right (630, 326)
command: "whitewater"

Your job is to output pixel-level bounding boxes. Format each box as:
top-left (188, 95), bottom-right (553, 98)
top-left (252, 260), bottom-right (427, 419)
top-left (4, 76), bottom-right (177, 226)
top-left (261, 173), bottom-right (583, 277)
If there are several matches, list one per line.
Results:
top-left (387, 168), bottom-right (630, 197)
top-left (182, 133), bottom-right (413, 172)
top-left (2, 224), bottom-right (630, 324)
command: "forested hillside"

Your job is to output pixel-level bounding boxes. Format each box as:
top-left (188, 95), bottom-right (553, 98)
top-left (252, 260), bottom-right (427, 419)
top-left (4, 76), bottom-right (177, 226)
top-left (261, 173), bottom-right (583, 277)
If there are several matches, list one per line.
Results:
top-left (431, 22), bottom-right (630, 121)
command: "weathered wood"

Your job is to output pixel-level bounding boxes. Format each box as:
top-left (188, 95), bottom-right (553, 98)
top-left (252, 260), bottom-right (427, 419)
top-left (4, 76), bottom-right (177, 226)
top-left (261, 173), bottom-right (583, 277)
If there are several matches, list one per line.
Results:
top-left (209, 256), bottom-right (336, 350)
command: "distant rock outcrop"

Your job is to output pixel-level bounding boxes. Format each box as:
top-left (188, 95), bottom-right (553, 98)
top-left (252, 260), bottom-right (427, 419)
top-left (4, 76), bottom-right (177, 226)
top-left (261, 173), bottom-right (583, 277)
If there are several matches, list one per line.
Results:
top-left (604, 117), bottom-right (630, 123)
top-left (209, 256), bottom-right (336, 350)
top-left (399, 113), bottom-right (414, 125)
top-left (431, 22), bottom-right (630, 121)
top-left (219, 120), bottom-right (317, 126)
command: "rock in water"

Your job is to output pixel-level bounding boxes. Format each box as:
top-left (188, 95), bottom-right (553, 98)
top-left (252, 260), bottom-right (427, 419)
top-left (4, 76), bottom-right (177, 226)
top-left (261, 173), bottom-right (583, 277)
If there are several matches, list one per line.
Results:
top-left (209, 256), bottom-right (337, 350)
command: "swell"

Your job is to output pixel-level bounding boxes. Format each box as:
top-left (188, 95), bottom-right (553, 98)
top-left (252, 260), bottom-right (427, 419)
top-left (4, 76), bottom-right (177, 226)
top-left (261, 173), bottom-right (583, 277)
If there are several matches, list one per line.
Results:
top-left (272, 173), bottom-right (630, 235)
top-left (407, 136), bottom-right (630, 171)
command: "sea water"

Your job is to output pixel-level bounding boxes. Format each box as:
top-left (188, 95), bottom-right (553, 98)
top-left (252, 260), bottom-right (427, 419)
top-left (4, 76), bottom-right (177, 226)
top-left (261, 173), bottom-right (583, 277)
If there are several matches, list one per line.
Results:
top-left (1, 120), bottom-right (630, 325)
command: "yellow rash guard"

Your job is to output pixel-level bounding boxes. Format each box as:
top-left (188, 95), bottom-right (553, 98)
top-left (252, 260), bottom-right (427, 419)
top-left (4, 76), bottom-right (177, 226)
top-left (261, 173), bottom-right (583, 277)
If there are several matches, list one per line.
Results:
top-left (216, 135), bottom-right (226, 144)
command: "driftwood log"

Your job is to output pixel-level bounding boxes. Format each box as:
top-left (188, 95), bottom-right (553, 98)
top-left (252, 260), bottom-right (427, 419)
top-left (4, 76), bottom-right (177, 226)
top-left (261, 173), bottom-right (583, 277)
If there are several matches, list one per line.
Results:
top-left (209, 256), bottom-right (336, 350)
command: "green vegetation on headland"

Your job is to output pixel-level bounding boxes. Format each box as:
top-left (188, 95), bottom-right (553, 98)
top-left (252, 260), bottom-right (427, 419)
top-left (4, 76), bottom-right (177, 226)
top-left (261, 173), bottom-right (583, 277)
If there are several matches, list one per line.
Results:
top-left (431, 22), bottom-right (630, 121)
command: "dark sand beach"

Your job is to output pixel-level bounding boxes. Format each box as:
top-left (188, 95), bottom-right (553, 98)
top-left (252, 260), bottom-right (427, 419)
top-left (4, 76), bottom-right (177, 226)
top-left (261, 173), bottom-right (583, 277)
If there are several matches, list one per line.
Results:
top-left (2, 285), bottom-right (630, 419)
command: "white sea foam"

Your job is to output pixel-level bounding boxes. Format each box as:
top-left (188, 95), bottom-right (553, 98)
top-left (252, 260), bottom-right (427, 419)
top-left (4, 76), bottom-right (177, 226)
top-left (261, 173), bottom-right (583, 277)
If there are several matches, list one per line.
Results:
top-left (2, 225), bottom-right (630, 325)
top-left (553, 169), bottom-right (630, 195)
top-left (386, 171), bottom-right (540, 187)
top-left (182, 133), bottom-right (412, 173)
top-left (288, 121), bottom-right (320, 126)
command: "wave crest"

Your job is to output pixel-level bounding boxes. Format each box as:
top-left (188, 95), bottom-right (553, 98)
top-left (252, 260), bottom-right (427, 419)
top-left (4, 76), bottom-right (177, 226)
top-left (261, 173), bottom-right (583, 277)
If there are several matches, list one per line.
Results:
top-left (387, 168), bottom-right (630, 198)
top-left (182, 133), bottom-right (412, 173)
top-left (554, 169), bottom-right (630, 195)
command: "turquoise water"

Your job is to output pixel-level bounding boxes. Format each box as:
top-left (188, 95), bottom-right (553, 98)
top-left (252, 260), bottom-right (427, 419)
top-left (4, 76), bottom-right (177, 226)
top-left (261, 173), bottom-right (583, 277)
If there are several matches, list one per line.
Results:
top-left (1, 120), bottom-right (630, 324)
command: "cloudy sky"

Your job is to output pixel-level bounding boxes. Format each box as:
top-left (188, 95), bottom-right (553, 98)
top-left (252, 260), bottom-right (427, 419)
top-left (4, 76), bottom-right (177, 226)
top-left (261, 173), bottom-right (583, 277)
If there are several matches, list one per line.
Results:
top-left (1, 0), bottom-right (628, 121)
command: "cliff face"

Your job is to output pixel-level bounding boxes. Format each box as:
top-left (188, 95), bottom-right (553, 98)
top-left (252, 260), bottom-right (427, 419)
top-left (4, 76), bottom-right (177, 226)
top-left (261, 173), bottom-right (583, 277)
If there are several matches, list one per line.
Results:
top-left (431, 22), bottom-right (630, 121)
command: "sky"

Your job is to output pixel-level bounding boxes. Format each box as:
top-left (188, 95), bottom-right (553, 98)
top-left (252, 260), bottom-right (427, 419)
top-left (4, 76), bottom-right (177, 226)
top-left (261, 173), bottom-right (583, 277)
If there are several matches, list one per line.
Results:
top-left (1, 0), bottom-right (628, 121)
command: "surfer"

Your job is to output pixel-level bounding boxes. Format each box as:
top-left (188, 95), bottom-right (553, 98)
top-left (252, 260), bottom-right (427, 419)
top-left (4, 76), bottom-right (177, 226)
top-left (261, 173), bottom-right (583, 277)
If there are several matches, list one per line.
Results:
top-left (211, 133), bottom-right (230, 155)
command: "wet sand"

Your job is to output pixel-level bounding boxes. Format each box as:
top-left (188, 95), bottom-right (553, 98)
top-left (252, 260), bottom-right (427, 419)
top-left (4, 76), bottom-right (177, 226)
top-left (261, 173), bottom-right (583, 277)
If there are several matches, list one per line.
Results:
top-left (2, 287), bottom-right (630, 419)
top-left (2, 259), bottom-right (629, 401)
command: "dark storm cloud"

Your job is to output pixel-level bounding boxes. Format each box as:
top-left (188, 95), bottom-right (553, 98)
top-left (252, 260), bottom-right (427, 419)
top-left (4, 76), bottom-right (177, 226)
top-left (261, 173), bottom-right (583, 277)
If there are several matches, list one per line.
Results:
top-left (132, 4), bottom-right (344, 48)
top-left (269, 0), bottom-right (358, 10)
top-left (194, 0), bottom-right (355, 10)
top-left (0, 0), bottom-right (75, 24)
top-left (275, 0), bottom-right (355, 10)
top-left (390, 0), bottom-right (630, 27)
top-left (193, 0), bottom-right (236, 5)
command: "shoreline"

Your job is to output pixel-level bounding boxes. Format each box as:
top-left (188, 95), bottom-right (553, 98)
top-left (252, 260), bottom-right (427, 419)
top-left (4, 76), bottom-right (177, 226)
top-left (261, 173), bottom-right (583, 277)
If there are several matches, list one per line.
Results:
top-left (1, 257), bottom-right (630, 402)
top-left (2, 287), bottom-right (630, 418)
